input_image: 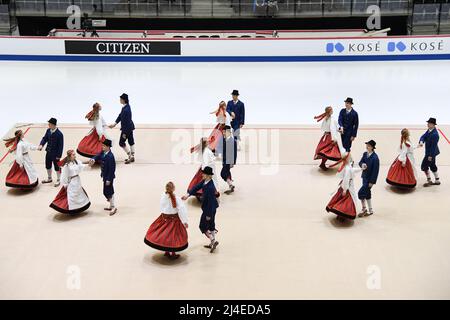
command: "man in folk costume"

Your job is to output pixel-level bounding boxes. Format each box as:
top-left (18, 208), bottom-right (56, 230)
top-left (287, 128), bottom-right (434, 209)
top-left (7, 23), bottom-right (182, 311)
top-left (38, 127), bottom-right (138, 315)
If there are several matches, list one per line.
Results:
top-left (338, 97), bottom-right (359, 152)
top-left (4, 130), bottom-right (39, 189)
top-left (109, 93), bottom-right (136, 164)
top-left (226, 90), bottom-right (245, 151)
top-left (221, 125), bottom-right (237, 195)
top-left (314, 106), bottom-right (345, 171)
top-left (418, 117), bottom-right (440, 187)
top-left (89, 139), bottom-right (117, 215)
top-left (38, 118), bottom-right (64, 187)
top-left (358, 140), bottom-right (380, 217)
top-left (182, 166), bottom-right (220, 253)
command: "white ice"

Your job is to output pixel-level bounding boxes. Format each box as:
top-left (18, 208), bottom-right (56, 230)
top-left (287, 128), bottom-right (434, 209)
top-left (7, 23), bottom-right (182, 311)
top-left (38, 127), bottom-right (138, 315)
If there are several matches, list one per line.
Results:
top-left (1, 60), bottom-right (449, 136)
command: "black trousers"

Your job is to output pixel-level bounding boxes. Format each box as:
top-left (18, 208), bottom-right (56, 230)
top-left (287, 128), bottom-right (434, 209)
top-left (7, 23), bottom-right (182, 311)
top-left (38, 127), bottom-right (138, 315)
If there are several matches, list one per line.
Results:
top-left (421, 156), bottom-right (438, 173)
top-left (45, 153), bottom-right (60, 171)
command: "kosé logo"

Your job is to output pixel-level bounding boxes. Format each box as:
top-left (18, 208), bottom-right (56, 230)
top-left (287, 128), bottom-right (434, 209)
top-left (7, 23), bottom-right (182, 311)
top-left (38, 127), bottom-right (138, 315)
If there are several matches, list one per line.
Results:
top-left (326, 42), bottom-right (345, 53)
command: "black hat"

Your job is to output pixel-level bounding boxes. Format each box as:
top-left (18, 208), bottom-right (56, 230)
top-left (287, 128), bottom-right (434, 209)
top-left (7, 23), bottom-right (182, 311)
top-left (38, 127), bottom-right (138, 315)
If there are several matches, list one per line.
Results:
top-left (231, 90), bottom-right (239, 96)
top-left (102, 139), bottom-right (112, 148)
top-left (120, 93), bottom-right (129, 102)
top-left (365, 140), bottom-right (376, 149)
top-left (48, 118), bottom-right (57, 125)
top-left (344, 97), bottom-right (354, 104)
top-left (426, 117), bottom-right (437, 125)
top-left (224, 125), bottom-right (231, 130)
top-left (201, 166), bottom-right (214, 176)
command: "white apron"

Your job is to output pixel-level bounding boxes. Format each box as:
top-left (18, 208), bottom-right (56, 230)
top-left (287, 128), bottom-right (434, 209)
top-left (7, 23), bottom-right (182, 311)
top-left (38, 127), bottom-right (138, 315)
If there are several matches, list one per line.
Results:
top-left (61, 162), bottom-right (90, 210)
top-left (15, 140), bottom-right (39, 184)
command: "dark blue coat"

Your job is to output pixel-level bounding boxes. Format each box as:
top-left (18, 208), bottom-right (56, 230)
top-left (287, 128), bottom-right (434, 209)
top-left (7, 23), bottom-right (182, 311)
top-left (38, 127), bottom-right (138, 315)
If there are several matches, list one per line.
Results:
top-left (420, 128), bottom-right (440, 157)
top-left (40, 128), bottom-right (64, 158)
top-left (115, 104), bottom-right (135, 133)
top-left (226, 100), bottom-right (245, 130)
top-left (338, 108), bottom-right (359, 138)
top-left (222, 135), bottom-right (237, 165)
top-left (93, 151), bottom-right (116, 182)
top-left (189, 180), bottom-right (219, 215)
top-left (359, 152), bottom-right (380, 185)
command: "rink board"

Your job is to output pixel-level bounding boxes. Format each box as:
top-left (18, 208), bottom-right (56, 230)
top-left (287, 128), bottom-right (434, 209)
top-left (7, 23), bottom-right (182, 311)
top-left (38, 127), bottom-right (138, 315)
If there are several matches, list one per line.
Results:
top-left (0, 35), bottom-right (450, 61)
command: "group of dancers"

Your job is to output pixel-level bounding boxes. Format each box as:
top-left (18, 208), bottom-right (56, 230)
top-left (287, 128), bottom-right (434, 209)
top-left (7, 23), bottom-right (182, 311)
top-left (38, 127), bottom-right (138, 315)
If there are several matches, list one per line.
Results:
top-left (314, 97), bottom-right (441, 221)
top-left (145, 90), bottom-right (245, 259)
top-left (3, 90), bottom-right (246, 260)
top-left (3, 93), bottom-right (441, 256)
top-left (4, 93), bottom-right (135, 216)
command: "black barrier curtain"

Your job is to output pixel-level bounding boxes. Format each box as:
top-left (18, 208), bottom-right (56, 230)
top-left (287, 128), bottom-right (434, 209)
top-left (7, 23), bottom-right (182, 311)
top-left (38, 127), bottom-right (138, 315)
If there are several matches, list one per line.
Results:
top-left (5, 0), bottom-right (450, 34)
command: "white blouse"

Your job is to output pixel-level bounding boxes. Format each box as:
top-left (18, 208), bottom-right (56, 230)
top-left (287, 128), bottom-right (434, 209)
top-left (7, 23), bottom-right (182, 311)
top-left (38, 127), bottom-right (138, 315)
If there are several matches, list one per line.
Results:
top-left (321, 116), bottom-right (340, 142)
top-left (160, 193), bottom-right (188, 225)
top-left (201, 148), bottom-right (216, 169)
top-left (89, 115), bottom-right (107, 138)
top-left (217, 112), bottom-right (232, 126)
top-left (398, 141), bottom-right (415, 165)
top-left (15, 140), bottom-right (38, 166)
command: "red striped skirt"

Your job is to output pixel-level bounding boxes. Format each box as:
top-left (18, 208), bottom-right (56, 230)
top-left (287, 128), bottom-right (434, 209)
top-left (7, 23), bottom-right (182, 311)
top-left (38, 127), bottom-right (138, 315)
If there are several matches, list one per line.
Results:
top-left (386, 157), bottom-right (417, 188)
top-left (314, 133), bottom-right (341, 162)
top-left (144, 213), bottom-right (188, 252)
top-left (326, 187), bottom-right (357, 220)
top-left (5, 161), bottom-right (38, 189)
top-left (49, 186), bottom-right (91, 214)
top-left (77, 128), bottom-right (105, 158)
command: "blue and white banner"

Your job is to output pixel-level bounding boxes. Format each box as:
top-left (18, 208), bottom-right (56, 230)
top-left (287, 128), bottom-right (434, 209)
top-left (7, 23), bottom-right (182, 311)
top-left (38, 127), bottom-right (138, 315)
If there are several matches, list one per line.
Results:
top-left (0, 36), bottom-right (449, 61)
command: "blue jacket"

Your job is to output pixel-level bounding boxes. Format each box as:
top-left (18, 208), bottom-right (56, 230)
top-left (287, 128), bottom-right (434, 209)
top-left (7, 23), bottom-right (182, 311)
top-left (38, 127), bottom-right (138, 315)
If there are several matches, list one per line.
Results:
top-left (338, 108), bottom-right (359, 138)
top-left (223, 135), bottom-right (237, 165)
top-left (40, 128), bottom-right (64, 158)
top-left (359, 152), bottom-right (380, 185)
top-left (115, 104), bottom-right (135, 133)
top-left (93, 151), bottom-right (116, 182)
top-left (420, 128), bottom-right (440, 157)
top-left (189, 180), bottom-right (219, 215)
top-left (226, 100), bottom-right (245, 129)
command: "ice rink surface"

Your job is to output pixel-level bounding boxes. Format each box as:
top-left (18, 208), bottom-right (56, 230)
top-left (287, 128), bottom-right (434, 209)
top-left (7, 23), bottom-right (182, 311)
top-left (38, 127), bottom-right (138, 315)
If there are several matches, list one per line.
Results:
top-left (0, 60), bottom-right (449, 299)
top-left (1, 60), bottom-right (449, 136)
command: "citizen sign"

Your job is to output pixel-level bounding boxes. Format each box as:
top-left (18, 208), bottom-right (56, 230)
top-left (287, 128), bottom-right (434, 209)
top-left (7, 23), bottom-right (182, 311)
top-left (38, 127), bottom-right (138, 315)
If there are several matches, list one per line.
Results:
top-left (65, 41), bottom-right (181, 55)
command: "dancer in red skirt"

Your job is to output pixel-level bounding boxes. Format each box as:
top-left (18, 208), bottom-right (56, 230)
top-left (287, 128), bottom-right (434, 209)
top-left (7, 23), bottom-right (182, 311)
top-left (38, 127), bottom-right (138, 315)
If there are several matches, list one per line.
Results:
top-left (314, 106), bottom-right (345, 171)
top-left (326, 153), bottom-right (362, 221)
top-left (77, 103), bottom-right (108, 158)
top-left (4, 130), bottom-right (39, 189)
top-left (386, 128), bottom-right (417, 189)
top-left (188, 138), bottom-right (220, 201)
top-left (144, 182), bottom-right (189, 259)
top-left (50, 150), bottom-right (91, 214)
top-left (190, 101), bottom-right (231, 154)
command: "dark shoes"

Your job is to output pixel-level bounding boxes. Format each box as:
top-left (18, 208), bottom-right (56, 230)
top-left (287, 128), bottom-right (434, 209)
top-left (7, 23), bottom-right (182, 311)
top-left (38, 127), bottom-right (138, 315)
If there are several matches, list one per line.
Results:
top-left (210, 241), bottom-right (219, 253)
top-left (424, 179), bottom-right (440, 187)
top-left (224, 185), bottom-right (235, 195)
top-left (125, 156), bottom-right (135, 164)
